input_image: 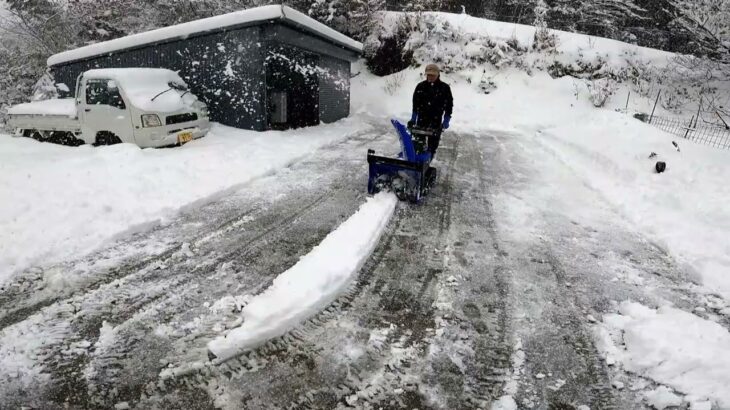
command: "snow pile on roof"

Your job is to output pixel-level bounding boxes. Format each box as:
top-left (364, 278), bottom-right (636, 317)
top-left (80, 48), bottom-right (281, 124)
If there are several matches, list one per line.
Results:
top-left (7, 99), bottom-right (77, 117)
top-left (207, 192), bottom-right (397, 362)
top-left (86, 68), bottom-right (200, 113)
top-left (47, 5), bottom-right (362, 67)
top-left (594, 301), bottom-right (730, 408)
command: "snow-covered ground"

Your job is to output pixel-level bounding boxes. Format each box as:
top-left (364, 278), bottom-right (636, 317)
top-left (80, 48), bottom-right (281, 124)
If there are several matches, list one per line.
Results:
top-left (1, 9), bottom-right (729, 409)
top-left (356, 62), bottom-right (730, 302)
top-left (353, 25), bottom-right (730, 405)
top-left (0, 118), bottom-right (371, 287)
top-left (594, 301), bottom-right (730, 409)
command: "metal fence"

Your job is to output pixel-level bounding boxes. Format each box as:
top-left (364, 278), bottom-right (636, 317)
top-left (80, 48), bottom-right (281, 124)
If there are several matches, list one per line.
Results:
top-left (643, 115), bottom-right (730, 150)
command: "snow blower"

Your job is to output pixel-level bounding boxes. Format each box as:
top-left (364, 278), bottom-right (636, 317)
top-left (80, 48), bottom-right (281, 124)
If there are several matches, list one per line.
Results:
top-left (367, 119), bottom-right (438, 203)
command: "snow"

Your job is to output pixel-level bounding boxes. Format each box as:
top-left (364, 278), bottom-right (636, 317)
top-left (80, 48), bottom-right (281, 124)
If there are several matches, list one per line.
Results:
top-left (7, 98), bottom-right (77, 117)
top-left (535, 113), bottom-right (730, 301)
top-left (595, 301), bottom-right (730, 408)
top-left (0, 309), bottom-right (70, 398)
top-left (2, 9), bottom-right (729, 404)
top-left (279, 5), bottom-right (362, 51)
top-left (47, 5), bottom-right (362, 67)
top-left (644, 386), bottom-right (683, 410)
top-left (491, 395), bottom-right (518, 410)
top-left (690, 401), bottom-right (713, 410)
top-left (381, 10), bottom-right (675, 70)
top-left (0, 118), bottom-right (372, 287)
top-left (207, 192), bottom-right (396, 361)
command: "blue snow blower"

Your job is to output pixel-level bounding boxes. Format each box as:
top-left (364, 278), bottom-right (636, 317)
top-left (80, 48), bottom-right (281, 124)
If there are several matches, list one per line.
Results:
top-left (367, 119), bottom-right (438, 203)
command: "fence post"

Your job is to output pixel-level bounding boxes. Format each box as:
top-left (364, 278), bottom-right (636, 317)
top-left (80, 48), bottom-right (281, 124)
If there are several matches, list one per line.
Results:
top-left (694, 96), bottom-right (703, 128)
top-left (649, 90), bottom-right (661, 124)
top-left (717, 111), bottom-right (730, 130)
top-left (684, 116), bottom-right (694, 139)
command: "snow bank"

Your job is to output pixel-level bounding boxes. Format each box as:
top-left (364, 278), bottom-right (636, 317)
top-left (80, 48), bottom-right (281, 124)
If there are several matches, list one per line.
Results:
top-left (0, 119), bottom-right (370, 286)
top-left (644, 386), bottom-right (683, 410)
top-left (595, 301), bottom-right (730, 408)
top-left (536, 113), bottom-right (730, 301)
top-left (207, 193), bottom-right (397, 362)
top-left (7, 98), bottom-right (77, 117)
top-left (47, 5), bottom-right (361, 67)
top-left (430, 11), bottom-right (675, 67)
top-left (378, 10), bottom-right (674, 74)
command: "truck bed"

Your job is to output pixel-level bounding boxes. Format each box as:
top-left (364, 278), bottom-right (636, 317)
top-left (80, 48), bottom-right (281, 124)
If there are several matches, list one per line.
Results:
top-left (7, 99), bottom-right (79, 132)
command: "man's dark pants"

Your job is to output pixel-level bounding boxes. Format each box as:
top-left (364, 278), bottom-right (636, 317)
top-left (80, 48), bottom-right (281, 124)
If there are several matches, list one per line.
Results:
top-left (416, 117), bottom-right (443, 157)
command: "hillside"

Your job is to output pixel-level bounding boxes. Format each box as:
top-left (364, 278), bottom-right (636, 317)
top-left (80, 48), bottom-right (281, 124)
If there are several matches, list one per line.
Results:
top-left (385, 0), bottom-right (730, 59)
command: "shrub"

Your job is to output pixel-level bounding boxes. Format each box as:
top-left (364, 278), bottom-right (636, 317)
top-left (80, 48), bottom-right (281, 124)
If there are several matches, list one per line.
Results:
top-left (587, 78), bottom-right (617, 107)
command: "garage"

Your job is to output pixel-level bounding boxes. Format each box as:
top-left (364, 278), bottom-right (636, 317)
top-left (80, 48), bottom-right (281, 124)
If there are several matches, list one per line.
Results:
top-left (46, 5), bottom-right (362, 131)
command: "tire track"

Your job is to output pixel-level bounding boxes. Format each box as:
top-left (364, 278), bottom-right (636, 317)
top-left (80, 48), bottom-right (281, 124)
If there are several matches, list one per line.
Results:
top-left (414, 132), bottom-right (514, 409)
top-left (26, 188), bottom-right (348, 409)
top-left (484, 131), bottom-right (625, 409)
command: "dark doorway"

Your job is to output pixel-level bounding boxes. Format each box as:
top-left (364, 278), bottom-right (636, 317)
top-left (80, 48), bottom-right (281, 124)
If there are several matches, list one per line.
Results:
top-left (265, 46), bottom-right (320, 130)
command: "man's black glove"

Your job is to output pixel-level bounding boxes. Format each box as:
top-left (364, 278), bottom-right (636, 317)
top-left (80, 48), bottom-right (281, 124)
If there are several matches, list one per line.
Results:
top-left (408, 112), bottom-right (417, 129)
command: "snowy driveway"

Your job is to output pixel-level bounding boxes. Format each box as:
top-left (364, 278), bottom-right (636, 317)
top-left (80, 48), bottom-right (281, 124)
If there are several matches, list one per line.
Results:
top-left (1, 122), bottom-right (727, 409)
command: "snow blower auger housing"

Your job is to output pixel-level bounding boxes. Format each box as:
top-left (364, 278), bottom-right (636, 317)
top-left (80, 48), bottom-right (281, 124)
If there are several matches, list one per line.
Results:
top-left (367, 119), bottom-right (438, 203)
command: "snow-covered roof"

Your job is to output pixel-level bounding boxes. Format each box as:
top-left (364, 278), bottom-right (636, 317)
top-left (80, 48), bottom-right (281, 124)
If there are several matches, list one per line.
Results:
top-left (47, 5), bottom-right (363, 67)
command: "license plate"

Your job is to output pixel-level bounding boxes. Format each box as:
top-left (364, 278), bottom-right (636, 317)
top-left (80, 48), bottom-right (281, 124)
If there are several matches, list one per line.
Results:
top-left (177, 132), bottom-right (193, 144)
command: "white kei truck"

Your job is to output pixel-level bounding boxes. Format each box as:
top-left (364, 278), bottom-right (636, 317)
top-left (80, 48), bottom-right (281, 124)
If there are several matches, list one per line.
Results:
top-left (7, 68), bottom-right (211, 147)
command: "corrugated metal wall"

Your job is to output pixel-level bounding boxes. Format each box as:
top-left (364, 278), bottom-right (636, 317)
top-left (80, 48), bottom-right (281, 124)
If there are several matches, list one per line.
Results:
top-left (317, 55), bottom-right (350, 124)
top-left (51, 21), bottom-right (358, 131)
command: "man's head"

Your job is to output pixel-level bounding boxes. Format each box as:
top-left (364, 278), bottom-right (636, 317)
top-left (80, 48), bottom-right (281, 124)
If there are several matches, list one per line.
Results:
top-left (424, 64), bottom-right (440, 83)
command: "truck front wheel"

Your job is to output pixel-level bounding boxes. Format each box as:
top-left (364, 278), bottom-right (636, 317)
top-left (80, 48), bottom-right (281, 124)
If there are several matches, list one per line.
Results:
top-left (94, 131), bottom-right (122, 146)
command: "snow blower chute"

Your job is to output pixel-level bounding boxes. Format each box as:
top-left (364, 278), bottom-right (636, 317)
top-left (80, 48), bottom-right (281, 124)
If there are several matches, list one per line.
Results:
top-left (367, 119), bottom-right (438, 203)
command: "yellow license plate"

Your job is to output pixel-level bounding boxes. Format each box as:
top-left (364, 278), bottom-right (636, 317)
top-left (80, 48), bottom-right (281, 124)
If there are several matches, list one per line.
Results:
top-left (177, 132), bottom-right (193, 144)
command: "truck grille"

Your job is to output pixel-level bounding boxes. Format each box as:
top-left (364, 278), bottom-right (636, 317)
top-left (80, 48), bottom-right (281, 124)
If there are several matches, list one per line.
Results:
top-left (166, 113), bottom-right (197, 125)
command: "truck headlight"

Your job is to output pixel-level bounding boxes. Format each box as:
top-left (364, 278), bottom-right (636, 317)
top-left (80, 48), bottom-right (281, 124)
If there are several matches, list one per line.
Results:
top-left (142, 114), bottom-right (162, 127)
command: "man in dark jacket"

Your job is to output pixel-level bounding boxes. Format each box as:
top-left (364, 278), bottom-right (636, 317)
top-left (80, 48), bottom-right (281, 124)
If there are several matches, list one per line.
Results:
top-left (408, 63), bottom-right (453, 157)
